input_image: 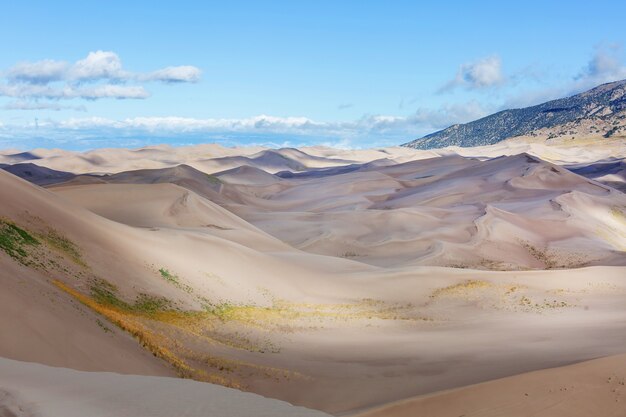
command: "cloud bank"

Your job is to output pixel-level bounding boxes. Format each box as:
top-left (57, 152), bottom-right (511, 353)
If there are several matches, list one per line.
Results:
top-left (0, 101), bottom-right (488, 148)
top-left (0, 51), bottom-right (201, 107)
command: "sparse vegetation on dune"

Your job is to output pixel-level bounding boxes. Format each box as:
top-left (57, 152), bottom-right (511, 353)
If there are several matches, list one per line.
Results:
top-left (430, 280), bottom-right (493, 299)
top-left (54, 278), bottom-right (306, 387)
top-left (520, 240), bottom-right (557, 269)
top-left (203, 297), bottom-right (431, 328)
top-left (428, 279), bottom-right (574, 313)
top-left (0, 216), bottom-right (92, 276)
top-left (158, 267), bottom-right (193, 293)
top-left (52, 273), bottom-right (440, 390)
top-left (38, 228), bottom-right (85, 267)
top-left (0, 218), bottom-right (39, 262)
top-left (53, 279), bottom-right (197, 380)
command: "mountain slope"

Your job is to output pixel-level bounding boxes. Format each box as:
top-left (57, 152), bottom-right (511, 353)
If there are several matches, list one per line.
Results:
top-left (403, 79), bottom-right (626, 149)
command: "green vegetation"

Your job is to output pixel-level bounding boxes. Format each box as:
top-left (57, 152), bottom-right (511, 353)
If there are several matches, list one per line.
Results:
top-left (159, 268), bottom-right (177, 283)
top-left (39, 228), bottom-right (85, 266)
top-left (134, 293), bottom-right (173, 313)
top-left (604, 127), bottom-right (619, 138)
top-left (202, 301), bottom-right (237, 321)
top-left (205, 174), bottom-right (222, 185)
top-left (0, 219), bottom-right (40, 262)
top-left (90, 278), bottom-right (172, 314)
top-left (91, 278), bottom-right (131, 310)
top-left (158, 268), bottom-right (193, 293)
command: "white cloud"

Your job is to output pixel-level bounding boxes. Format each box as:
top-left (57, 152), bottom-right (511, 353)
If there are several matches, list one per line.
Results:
top-left (0, 98), bottom-right (494, 149)
top-left (78, 85), bottom-right (150, 100)
top-left (0, 83), bottom-right (149, 100)
top-left (410, 101), bottom-right (489, 128)
top-left (502, 45), bottom-right (626, 109)
top-left (2, 100), bottom-right (86, 111)
top-left (440, 55), bottom-right (504, 92)
top-left (6, 59), bottom-right (69, 84)
top-left (4, 50), bottom-right (200, 85)
top-left (69, 50), bottom-right (127, 82)
top-left (57, 115), bottom-right (325, 132)
top-left (0, 51), bottom-right (200, 108)
top-left (142, 66), bottom-right (202, 83)
top-left (41, 102), bottom-right (486, 138)
top-left (575, 45), bottom-right (626, 87)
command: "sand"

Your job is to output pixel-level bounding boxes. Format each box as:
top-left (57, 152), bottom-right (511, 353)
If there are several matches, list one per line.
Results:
top-left (0, 136), bottom-right (625, 415)
top-left (353, 353), bottom-right (626, 417)
top-left (0, 357), bottom-right (330, 417)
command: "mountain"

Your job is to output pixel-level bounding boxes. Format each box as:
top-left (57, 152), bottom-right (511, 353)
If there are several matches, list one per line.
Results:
top-left (403, 79), bottom-right (626, 149)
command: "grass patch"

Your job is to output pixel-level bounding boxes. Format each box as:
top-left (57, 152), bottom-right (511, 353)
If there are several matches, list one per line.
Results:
top-left (202, 298), bottom-right (427, 327)
top-left (202, 301), bottom-right (237, 320)
top-left (159, 268), bottom-right (178, 284)
top-left (39, 228), bottom-right (85, 267)
top-left (53, 279), bottom-right (195, 378)
top-left (134, 293), bottom-right (173, 313)
top-left (54, 279), bottom-right (266, 387)
top-left (90, 278), bottom-right (131, 310)
top-left (91, 278), bottom-right (173, 314)
top-left (55, 278), bottom-right (431, 391)
top-left (430, 280), bottom-right (493, 299)
top-left (0, 219), bottom-right (40, 262)
top-left (158, 268), bottom-right (193, 293)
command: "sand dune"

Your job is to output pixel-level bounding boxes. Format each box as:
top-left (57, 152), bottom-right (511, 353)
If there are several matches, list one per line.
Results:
top-left (1, 138), bottom-right (625, 415)
top-left (210, 152), bottom-right (626, 269)
top-left (0, 163), bottom-right (75, 186)
top-left (0, 247), bottom-right (172, 377)
top-left (53, 182), bottom-right (292, 252)
top-left (354, 353), bottom-right (626, 417)
top-left (0, 357), bottom-right (330, 417)
top-left (567, 158), bottom-right (626, 192)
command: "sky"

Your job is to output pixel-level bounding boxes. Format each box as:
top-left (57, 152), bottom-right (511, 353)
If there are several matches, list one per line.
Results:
top-left (1, 0), bottom-right (626, 150)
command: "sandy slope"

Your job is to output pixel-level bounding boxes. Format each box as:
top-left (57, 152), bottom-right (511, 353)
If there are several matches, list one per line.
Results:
top-left (0, 138), bottom-right (625, 415)
top-left (0, 254), bottom-right (172, 377)
top-left (354, 353), bottom-right (626, 417)
top-left (0, 357), bottom-right (330, 417)
top-left (52, 182), bottom-right (292, 252)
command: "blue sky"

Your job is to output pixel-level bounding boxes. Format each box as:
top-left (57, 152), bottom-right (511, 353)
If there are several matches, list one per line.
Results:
top-left (1, 0), bottom-right (625, 150)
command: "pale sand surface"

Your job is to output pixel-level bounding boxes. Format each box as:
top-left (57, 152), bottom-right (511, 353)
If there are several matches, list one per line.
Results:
top-left (353, 353), bottom-right (626, 417)
top-left (0, 357), bottom-right (330, 417)
top-left (0, 137), bottom-right (625, 415)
